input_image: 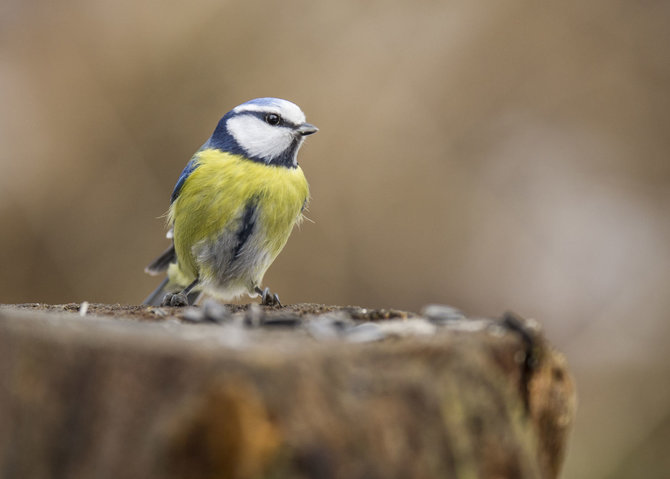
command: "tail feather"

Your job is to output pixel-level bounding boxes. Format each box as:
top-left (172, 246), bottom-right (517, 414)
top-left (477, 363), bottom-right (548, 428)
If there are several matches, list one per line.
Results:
top-left (145, 245), bottom-right (176, 275)
top-left (143, 277), bottom-right (169, 306)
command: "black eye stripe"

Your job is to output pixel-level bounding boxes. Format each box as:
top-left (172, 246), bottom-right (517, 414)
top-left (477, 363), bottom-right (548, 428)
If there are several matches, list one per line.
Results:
top-left (236, 111), bottom-right (300, 129)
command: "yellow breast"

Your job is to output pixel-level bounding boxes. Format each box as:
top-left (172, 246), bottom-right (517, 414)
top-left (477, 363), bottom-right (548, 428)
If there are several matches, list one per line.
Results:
top-left (168, 148), bottom-right (309, 282)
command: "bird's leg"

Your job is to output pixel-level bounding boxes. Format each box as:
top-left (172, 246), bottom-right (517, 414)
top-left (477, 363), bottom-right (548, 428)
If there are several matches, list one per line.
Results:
top-left (162, 277), bottom-right (199, 307)
top-left (255, 286), bottom-right (282, 307)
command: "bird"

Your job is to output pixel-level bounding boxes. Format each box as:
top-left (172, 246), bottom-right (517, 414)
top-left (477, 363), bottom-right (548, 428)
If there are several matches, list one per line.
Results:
top-left (143, 97), bottom-right (318, 307)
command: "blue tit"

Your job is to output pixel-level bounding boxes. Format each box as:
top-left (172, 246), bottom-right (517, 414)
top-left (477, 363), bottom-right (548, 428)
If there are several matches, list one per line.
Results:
top-left (143, 98), bottom-right (318, 307)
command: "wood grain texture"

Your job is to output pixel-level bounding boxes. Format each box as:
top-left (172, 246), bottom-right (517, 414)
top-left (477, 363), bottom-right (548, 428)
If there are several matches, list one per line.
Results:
top-left (0, 304), bottom-right (575, 479)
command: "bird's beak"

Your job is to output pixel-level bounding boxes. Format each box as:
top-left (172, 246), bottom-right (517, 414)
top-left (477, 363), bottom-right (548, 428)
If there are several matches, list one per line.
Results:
top-left (297, 123), bottom-right (319, 136)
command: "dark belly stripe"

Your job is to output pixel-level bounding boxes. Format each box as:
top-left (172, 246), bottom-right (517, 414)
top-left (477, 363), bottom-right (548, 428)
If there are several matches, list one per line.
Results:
top-left (232, 200), bottom-right (257, 261)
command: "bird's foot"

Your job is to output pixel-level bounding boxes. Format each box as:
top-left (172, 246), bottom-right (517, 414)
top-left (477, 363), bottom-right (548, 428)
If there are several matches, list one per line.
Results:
top-left (255, 286), bottom-right (282, 307)
top-left (161, 292), bottom-right (189, 307)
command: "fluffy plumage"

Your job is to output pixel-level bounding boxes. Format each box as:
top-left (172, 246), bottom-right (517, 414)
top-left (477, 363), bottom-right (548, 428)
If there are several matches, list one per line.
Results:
top-left (144, 98), bottom-right (317, 306)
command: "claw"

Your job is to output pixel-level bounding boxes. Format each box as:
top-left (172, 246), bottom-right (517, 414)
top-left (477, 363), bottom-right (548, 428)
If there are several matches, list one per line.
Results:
top-left (161, 292), bottom-right (189, 307)
top-left (260, 287), bottom-right (282, 307)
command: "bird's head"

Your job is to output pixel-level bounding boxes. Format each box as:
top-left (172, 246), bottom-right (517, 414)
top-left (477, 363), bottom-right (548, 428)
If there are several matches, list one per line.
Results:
top-left (206, 98), bottom-right (318, 168)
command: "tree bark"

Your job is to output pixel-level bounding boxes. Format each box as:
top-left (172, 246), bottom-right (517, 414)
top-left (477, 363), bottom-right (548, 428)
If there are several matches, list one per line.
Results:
top-left (0, 304), bottom-right (575, 479)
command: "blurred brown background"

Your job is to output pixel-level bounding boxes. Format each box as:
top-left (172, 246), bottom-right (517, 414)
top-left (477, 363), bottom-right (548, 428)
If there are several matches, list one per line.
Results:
top-left (1, 0), bottom-right (669, 477)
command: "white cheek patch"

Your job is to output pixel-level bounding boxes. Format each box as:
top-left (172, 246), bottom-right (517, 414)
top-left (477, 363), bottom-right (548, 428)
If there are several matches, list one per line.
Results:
top-left (227, 115), bottom-right (294, 162)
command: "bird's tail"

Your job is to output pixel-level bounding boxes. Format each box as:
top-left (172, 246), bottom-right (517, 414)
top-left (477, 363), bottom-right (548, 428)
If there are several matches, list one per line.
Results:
top-left (143, 277), bottom-right (169, 306)
top-left (145, 245), bottom-right (177, 275)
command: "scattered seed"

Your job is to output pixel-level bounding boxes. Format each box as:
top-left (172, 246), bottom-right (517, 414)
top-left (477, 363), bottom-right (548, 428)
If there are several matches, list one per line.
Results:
top-left (202, 300), bottom-right (231, 324)
top-left (244, 303), bottom-right (264, 328)
top-left (261, 313), bottom-right (303, 328)
top-left (305, 317), bottom-right (341, 341)
top-left (151, 308), bottom-right (168, 318)
top-left (378, 319), bottom-right (437, 337)
top-left (345, 322), bottom-right (386, 343)
top-left (181, 307), bottom-right (205, 323)
top-left (421, 304), bottom-right (465, 324)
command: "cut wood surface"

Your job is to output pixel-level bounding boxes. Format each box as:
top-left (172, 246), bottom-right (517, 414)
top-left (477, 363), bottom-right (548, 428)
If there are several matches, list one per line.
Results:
top-left (0, 303), bottom-right (575, 479)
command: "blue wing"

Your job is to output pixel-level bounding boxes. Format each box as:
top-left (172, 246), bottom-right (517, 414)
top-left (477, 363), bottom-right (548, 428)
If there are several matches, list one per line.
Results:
top-left (170, 158), bottom-right (200, 204)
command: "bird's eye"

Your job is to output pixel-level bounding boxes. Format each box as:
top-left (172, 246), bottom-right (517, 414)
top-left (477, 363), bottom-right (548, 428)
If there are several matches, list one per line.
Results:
top-left (265, 113), bottom-right (281, 126)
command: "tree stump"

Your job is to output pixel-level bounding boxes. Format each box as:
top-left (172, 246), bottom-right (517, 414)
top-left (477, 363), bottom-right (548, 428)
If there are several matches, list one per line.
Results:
top-left (0, 303), bottom-right (575, 479)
